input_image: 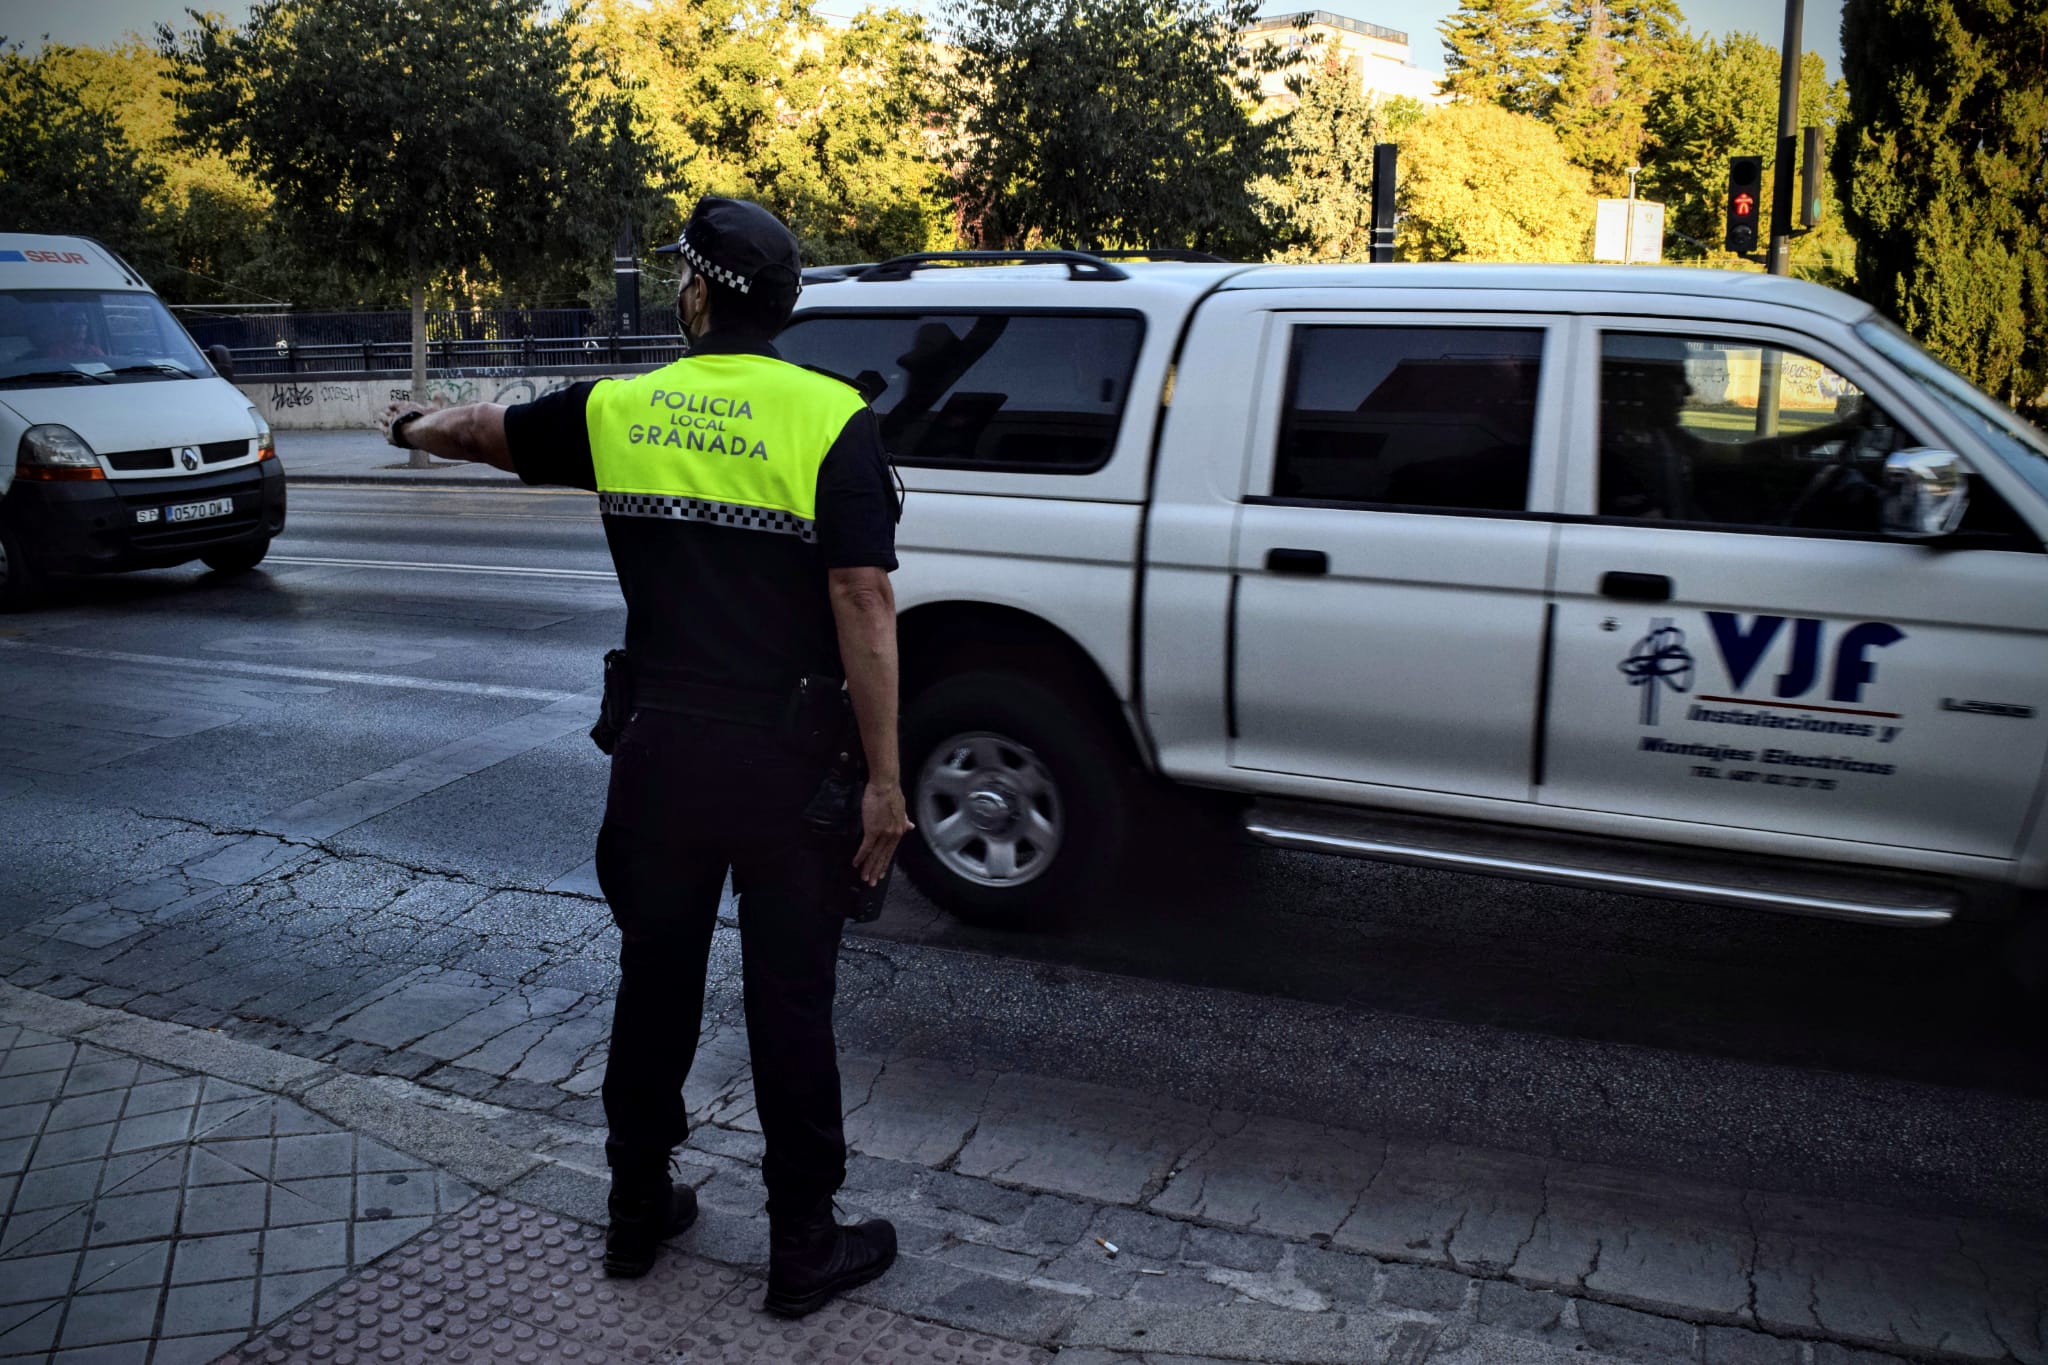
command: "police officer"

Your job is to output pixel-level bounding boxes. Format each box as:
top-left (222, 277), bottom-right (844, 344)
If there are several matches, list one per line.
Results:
top-left (377, 197), bottom-right (910, 1317)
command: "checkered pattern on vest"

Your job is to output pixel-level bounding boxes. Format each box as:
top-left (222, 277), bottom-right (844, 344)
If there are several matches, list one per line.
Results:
top-left (599, 491), bottom-right (817, 543)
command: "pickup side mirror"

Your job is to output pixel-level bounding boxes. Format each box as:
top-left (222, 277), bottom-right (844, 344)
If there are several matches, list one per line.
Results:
top-left (1881, 447), bottom-right (1970, 539)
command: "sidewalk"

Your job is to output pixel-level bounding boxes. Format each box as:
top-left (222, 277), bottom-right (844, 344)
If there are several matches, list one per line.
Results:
top-left (273, 431), bottom-right (523, 487)
top-left (4, 978), bottom-right (2042, 1365)
top-left (0, 987), bottom-right (1051, 1365)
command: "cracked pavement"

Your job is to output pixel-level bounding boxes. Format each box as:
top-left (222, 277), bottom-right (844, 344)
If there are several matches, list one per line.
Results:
top-left (2, 482), bottom-right (2046, 1363)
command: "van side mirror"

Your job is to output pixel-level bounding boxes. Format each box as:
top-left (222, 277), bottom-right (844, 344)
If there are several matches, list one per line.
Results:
top-left (1881, 448), bottom-right (1969, 539)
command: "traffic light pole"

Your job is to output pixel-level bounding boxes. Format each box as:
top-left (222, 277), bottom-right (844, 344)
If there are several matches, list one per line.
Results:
top-left (1755, 0), bottom-right (1803, 438)
top-left (1766, 0), bottom-right (1803, 279)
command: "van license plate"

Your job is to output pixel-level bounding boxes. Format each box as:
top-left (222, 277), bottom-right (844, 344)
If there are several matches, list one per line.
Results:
top-left (163, 498), bottom-right (234, 524)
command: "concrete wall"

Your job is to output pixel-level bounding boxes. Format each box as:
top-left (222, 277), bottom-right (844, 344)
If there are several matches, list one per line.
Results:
top-left (234, 368), bottom-right (642, 430)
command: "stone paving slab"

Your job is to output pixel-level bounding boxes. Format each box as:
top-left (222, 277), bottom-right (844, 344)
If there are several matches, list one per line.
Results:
top-left (219, 1195), bottom-right (1053, 1364)
top-left (0, 1023), bottom-right (472, 1365)
top-left (1, 973), bottom-right (2028, 1365)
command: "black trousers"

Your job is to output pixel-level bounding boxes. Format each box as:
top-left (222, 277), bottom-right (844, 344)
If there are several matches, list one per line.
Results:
top-left (595, 710), bottom-right (847, 1220)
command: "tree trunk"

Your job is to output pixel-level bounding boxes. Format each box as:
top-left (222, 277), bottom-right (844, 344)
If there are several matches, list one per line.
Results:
top-left (408, 282), bottom-right (431, 469)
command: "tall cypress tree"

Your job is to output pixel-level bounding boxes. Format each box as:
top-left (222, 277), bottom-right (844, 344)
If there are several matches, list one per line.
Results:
top-left (1439, 0), bottom-right (1560, 115)
top-left (1834, 0), bottom-right (2047, 413)
top-left (1547, 0), bottom-right (1685, 193)
top-left (1255, 56), bottom-right (1383, 261)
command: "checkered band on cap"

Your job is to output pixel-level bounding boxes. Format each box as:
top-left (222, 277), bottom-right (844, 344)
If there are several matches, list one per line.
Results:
top-left (677, 233), bottom-right (752, 295)
top-left (600, 491), bottom-right (816, 543)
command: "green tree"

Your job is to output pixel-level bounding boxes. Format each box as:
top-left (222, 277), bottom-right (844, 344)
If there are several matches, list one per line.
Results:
top-left (1835, 0), bottom-right (2047, 415)
top-left (1640, 34), bottom-right (1848, 281)
top-left (1394, 100), bottom-right (1594, 261)
top-left (1254, 56), bottom-right (1382, 261)
top-left (27, 39), bottom-right (301, 307)
top-left (765, 9), bottom-right (958, 262)
top-left (0, 44), bottom-right (164, 267)
top-left (943, 0), bottom-right (1294, 256)
top-left (581, 0), bottom-right (953, 266)
top-left (1439, 0), bottom-right (1559, 115)
top-left (165, 0), bottom-right (656, 446)
top-left (1545, 0), bottom-right (1683, 193)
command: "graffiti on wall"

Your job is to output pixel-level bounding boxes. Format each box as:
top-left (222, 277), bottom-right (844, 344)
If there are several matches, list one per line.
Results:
top-left (269, 383), bottom-right (314, 411)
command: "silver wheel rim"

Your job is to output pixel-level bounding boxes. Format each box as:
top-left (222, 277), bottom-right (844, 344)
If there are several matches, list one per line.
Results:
top-left (915, 730), bottom-right (1063, 889)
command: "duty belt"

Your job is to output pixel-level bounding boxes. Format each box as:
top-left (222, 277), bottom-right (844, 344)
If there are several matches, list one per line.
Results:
top-left (635, 674), bottom-right (783, 728)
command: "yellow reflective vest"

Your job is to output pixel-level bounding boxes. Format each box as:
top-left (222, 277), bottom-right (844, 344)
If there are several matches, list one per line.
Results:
top-left (584, 353), bottom-right (866, 543)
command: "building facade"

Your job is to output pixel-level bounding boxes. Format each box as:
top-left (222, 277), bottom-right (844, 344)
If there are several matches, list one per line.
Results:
top-left (1245, 9), bottom-right (1447, 108)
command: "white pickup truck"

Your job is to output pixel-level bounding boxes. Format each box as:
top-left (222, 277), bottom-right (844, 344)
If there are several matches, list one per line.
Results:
top-left (776, 253), bottom-right (2048, 970)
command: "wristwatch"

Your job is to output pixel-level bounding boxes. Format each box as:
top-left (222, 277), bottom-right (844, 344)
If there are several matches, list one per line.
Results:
top-left (390, 409), bottom-right (426, 449)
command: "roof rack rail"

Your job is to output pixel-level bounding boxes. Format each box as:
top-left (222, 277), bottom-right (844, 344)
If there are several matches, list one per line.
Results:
top-left (802, 263), bottom-right (875, 284)
top-left (1087, 248), bottom-right (1229, 263)
top-left (857, 250), bottom-right (1130, 283)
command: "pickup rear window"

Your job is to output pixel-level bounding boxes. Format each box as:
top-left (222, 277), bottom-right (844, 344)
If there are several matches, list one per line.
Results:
top-left (1275, 326), bottom-right (1542, 512)
top-left (776, 310), bottom-right (1144, 473)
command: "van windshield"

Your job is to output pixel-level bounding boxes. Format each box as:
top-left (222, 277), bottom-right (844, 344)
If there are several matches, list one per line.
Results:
top-left (0, 289), bottom-right (210, 386)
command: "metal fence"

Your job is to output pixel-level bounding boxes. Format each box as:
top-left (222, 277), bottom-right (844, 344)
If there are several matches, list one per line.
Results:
top-left (177, 307), bottom-right (613, 350)
top-left (174, 306), bottom-right (687, 376)
top-left (219, 334), bottom-right (688, 378)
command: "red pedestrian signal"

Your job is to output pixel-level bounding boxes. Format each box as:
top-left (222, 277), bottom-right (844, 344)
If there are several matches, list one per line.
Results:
top-left (1725, 156), bottom-right (1763, 254)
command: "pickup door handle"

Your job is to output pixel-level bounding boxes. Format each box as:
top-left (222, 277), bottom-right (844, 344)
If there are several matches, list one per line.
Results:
top-left (1600, 571), bottom-right (1673, 602)
top-left (1265, 548), bottom-right (1329, 576)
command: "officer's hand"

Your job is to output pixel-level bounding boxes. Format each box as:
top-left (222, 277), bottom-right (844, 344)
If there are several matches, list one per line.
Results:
top-left (855, 780), bottom-right (912, 886)
top-left (377, 400), bottom-right (440, 448)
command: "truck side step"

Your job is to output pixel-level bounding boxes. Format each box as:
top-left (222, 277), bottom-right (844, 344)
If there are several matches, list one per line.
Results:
top-left (1242, 801), bottom-right (1959, 926)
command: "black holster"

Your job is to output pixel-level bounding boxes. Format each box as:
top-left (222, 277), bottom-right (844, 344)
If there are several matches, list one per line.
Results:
top-left (591, 648), bottom-right (634, 755)
top-left (802, 745), bottom-right (889, 924)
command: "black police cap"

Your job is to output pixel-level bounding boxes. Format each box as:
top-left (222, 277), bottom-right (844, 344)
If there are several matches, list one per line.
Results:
top-left (655, 197), bottom-right (802, 298)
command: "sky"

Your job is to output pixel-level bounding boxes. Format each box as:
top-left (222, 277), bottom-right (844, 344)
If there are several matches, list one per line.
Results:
top-left (0, 0), bottom-right (1845, 78)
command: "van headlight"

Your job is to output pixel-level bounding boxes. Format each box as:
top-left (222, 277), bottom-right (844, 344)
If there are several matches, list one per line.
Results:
top-left (17, 424), bottom-right (105, 481)
top-left (246, 405), bottom-right (275, 461)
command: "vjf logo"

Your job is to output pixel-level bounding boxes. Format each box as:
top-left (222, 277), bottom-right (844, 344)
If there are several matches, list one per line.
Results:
top-left (1620, 618), bottom-right (1694, 725)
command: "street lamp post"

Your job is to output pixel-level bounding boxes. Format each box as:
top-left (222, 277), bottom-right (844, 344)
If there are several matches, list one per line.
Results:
top-left (1625, 165), bottom-right (1641, 264)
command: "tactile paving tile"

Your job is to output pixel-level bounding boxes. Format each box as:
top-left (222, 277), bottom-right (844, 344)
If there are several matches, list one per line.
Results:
top-left (218, 1195), bottom-right (1053, 1364)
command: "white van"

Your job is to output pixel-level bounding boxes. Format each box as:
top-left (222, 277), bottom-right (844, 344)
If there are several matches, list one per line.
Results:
top-left (0, 233), bottom-right (283, 609)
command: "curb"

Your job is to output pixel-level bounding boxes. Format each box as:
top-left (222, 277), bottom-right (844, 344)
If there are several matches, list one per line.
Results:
top-left (285, 472), bottom-right (526, 489)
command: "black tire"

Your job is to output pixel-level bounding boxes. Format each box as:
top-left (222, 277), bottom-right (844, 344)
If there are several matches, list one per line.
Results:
top-left (0, 519), bottom-right (42, 612)
top-left (201, 537), bottom-right (271, 576)
top-left (899, 670), bottom-right (1133, 927)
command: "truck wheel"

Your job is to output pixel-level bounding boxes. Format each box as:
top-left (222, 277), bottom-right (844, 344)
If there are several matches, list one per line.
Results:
top-left (899, 670), bottom-right (1130, 927)
top-left (202, 538), bottom-right (271, 576)
top-left (0, 522), bottom-right (42, 612)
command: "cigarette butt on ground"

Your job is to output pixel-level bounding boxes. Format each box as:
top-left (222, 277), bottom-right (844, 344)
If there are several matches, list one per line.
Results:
top-left (1094, 1237), bottom-right (1118, 1257)
top-left (1138, 1268), bottom-right (1167, 1276)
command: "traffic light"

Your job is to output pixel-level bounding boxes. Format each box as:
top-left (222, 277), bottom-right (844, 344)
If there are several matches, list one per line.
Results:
top-left (1726, 155), bottom-right (1762, 254)
top-left (1800, 127), bottom-right (1824, 229)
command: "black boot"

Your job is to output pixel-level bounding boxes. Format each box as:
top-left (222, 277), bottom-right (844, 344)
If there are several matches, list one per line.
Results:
top-left (604, 1170), bottom-right (699, 1279)
top-left (763, 1204), bottom-right (897, 1318)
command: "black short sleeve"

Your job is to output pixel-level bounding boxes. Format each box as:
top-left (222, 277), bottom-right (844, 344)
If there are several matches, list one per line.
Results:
top-left (815, 407), bottom-right (899, 571)
top-left (505, 381), bottom-right (599, 490)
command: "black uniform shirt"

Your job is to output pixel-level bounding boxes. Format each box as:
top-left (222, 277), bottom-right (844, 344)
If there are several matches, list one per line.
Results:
top-left (503, 332), bottom-right (898, 694)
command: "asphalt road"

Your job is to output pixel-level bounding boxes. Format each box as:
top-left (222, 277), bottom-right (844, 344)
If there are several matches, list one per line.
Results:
top-left (3, 482), bottom-right (2045, 1227)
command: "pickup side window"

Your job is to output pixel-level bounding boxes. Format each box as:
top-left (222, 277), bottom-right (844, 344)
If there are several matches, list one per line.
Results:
top-left (1272, 326), bottom-right (1542, 512)
top-left (1597, 331), bottom-right (1923, 532)
top-left (774, 310), bottom-right (1143, 473)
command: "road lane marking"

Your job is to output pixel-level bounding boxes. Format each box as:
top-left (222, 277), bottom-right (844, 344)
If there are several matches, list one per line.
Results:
top-left (0, 640), bottom-right (580, 702)
top-left (289, 481), bottom-right (595, 498)
top-left (267, 554), bottom-right (615, 581)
